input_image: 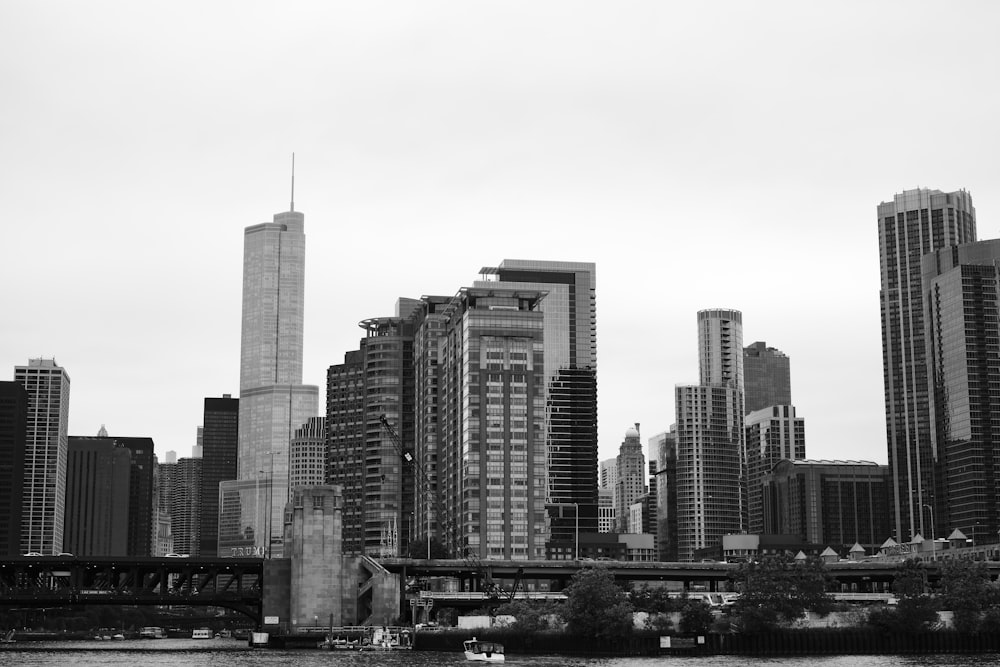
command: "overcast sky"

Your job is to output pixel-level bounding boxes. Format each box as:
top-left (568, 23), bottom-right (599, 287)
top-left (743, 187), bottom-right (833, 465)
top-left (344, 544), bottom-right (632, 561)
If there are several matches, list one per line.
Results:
top-left (3, 1), bottom-right (1000, 466)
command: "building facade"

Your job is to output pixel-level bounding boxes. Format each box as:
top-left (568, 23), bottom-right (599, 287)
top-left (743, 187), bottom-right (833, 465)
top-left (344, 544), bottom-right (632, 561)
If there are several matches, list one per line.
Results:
top-left (0, 382), bottom-right (27, 556)
top-left (326, 349), bottom-right (366, 553)
top-left (238, 207), bottom-right (319, 559)
top-left (674, 309), bottom-right (745, 561)
top-left (290, 416), bottom-right (326, 490)
top-left (923, 238), bottom-right (1000, 546)
top-left (652, 428), bottom-right (678, 561)
top-left (14, 358), bottom-right (70, 555)
top-left (878, 188), bottom-right (976, 542)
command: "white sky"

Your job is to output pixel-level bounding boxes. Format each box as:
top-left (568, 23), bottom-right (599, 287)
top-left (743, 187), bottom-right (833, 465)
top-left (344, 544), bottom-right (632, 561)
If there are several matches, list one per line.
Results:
top-left (3, 1), bottom-right (1000, 466)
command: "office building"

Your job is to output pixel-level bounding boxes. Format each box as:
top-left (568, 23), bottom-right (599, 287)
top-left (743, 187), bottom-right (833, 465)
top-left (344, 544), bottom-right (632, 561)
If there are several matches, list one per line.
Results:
top-left (878, 188), bottom-right (976, 542)
top-left (65, 437), bottom-right (131, 555)
top-left (675, 309), bottom-right (745, 561)
top-left (68, 434), bottom-right (155, 556)
top-left (476, 260), bottom-right (599, 541)
top-left (743, 342), bottom-right (791, 413)
top-left (14, 358), bottom-right (70, 555)
top-left (745, 405), bottom-right (806, 534)
top-left (0, 382), bottom-right (27, 556)
top-left (200, 395), bottom-right (238, 557)
top-left (615, 424), bottom-right (645, 533)
top-left (165, 456), bottom-right (202, 556)
top-left (764, 459), bottom-right (891, 553)
top-left (597, 488), bottom-right (614, 533)
top-left (923, 238), bottom-right (1000, 545)
top-left (238, 204), bottom-right (319, 559)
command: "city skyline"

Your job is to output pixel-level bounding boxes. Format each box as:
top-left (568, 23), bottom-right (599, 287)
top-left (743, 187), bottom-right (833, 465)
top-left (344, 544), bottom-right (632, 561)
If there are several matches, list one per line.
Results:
top-left (5, 2), bottom-right (1000, 467)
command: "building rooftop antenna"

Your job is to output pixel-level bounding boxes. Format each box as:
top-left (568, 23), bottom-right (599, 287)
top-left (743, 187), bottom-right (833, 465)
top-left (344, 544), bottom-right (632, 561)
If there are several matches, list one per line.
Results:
top-left (290, 152), bottom-right (295, 212)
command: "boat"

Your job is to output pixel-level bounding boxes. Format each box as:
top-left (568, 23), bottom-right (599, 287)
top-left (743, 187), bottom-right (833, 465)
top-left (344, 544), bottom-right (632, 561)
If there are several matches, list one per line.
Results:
top-left (359, 626), bottom-right (413, 650)
top-left (464, 637), bottom-right (505, 662)
top-left (0, 629), bottom-right (15, 644)
top-left (192, 628), bottom-right (213, 639)
top-left (139, 626), bottom-right (166, 639)
top-left (319, 636), bottom-right (359, 650)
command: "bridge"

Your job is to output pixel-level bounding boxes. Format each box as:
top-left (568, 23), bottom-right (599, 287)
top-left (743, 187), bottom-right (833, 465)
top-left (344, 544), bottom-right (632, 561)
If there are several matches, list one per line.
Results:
top-left (0, 555), bottom-right (263, 623)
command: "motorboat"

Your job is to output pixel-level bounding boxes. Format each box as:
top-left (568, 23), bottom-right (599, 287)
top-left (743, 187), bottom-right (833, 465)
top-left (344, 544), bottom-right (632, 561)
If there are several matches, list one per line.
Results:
top-left (464, 637), bottom-right (505, 662)
top-left (359, 626), bottom-right (413, 650)
top-left (192, 628), bottom-right (213, 639)
top-left (139, 626), bottom-right (166, 639)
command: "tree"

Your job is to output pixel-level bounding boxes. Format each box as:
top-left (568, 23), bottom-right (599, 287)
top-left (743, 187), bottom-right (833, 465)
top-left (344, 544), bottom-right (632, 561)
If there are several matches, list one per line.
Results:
top-left (865, 558), bottom-right (937, 634)
top-left (628, 584), bottom-right (678, 613)
top-left (559, 567), bottom-right (633, 641)
top-left (730, 555), bottom-right (833, 631)
top-left (678, 599), bottom-right (715, 635)
top-left (494, 600), bottom-right (562, 632)
top-left (938, 559), bottom-right (993, 633)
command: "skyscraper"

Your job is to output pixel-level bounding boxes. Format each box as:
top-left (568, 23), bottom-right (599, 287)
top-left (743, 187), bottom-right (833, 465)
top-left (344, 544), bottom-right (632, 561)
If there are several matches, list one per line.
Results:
top-left (651, 428), bottom-right (678, 561)
top-left (923, 238), bottom-right (1000, 546)
top-left (745, 405), bottom-right (805, 534)
top-left (238, 204), bottom-right (319, 558)
top-left (476, 260), bottom-right (599, 541)
top-left (743, 342), bottom-right (791, 414)
top-left (615, 424), bottom-right (645, 533)
top-left (14, 358), bottom-right (70, 555)
top-left (0, 382), bottom-right (27, 557)
top-left (675, 309), bottom-right (745, 561)
top-left (64, 437), bottom-right (131, 555)
top-left (878, 188), bottom-right (976, 542)
top-left (200, 395), bottom-right (238, 557)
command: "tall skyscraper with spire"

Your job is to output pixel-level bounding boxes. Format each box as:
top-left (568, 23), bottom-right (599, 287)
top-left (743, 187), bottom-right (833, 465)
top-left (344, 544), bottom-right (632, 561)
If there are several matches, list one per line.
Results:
top-left (878, 188), bottom-right (975, 542)
top-left (237, 173), bottom-right (318, 558)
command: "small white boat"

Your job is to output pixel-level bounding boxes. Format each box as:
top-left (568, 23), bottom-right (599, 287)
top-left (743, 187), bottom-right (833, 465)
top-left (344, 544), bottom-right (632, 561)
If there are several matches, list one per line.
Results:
top-left (464, 637), bottom-right (505, 662)
top-left (139, 626), bottom-right (166, 639)
top-left (359, 626), bottom-right (413, 650)
top-left (191, 628), bottom-right (213, 639)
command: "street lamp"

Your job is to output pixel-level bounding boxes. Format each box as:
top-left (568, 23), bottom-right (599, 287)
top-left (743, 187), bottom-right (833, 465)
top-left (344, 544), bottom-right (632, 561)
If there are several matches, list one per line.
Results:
top-left (923, 504), bottom-right (936, 561)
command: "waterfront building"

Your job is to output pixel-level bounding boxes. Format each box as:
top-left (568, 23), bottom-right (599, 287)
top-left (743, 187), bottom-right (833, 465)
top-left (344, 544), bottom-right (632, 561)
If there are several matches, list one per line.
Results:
top-left (0, 382), bottom-right (27, 556)
top-left (763, 459), bottom-right (891, 553)
top-left (878, 188), bottom-right (976, 541)
top-left (923, 238), bottom-right (1000, 545)
top-left (200, 395), bottom-right (238, 557)
top-left (238, 203), bottom-right (319, 558)
top-left (476, 260), bottom-right (599, 542)
top-left (326, 349), bottom-right (365, 553)
top-left (14, 358), bottom-right (70, 555)
top-left (160, 455), bottom-right (201, 556)
top-left (675, 309), bottom-right (745, 561)
top-left (615, 425), bottom-right (645, 533)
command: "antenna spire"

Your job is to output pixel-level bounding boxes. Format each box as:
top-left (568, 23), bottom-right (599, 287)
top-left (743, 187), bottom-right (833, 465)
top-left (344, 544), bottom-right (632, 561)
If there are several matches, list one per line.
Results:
top-left (290, 152), bottom-right (295, 212)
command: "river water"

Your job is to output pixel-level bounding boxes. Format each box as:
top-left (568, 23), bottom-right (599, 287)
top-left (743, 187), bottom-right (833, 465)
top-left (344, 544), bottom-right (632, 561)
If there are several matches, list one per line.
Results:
top-left (0, 639), bottom-right (996, 667)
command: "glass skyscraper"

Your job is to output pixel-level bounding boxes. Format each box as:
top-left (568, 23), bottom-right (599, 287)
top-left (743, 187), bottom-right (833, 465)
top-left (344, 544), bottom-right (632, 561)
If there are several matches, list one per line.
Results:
top-left (238, 207), bottom-right (318, 558)
top-left (877, 188), bottom-right (975, 542)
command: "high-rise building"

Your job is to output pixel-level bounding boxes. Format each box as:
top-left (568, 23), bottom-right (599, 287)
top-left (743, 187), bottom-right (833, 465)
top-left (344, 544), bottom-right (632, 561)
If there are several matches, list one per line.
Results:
top-left (326, 349), bottom-right (366, 553)
top-left (14, 358), bottom-right (70, 555)
top-left (165, 456), bottom-right (202, 556)
top-left (290, 416), bottom-right (326, 490)
top-left (68, 434), bottom-right (154, 556)
top-left (238, 205), bottom-right (319, 558)
top-left (65, 437), bottom-right (131, 555)
top-left (0, 382), bottom-right (27, 556)
top-left (419, 287), bottom-right (548, 560)
top-left (878, 188), bottom-right (976, 542)
top-left (615, 424), bottom-right (645, 533)
top-left (764, 459), bottom-right (891, 553)
top-left (923, 238), bottom-right (1000, 546)
top-left (675, 309), bottom-right (745, 561)
top-left (200, 395), bottom-right (238, 557)
top-left (743, 342), bottom-right (791, 413)
top-left (597, 488), bottom-right (615, 533)
top-left (476, 261), bottom-right (599, 540)
top-left (651, 428), bottom-right (677, 561)
top-left (745, 406), bottom-right (806, 534)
